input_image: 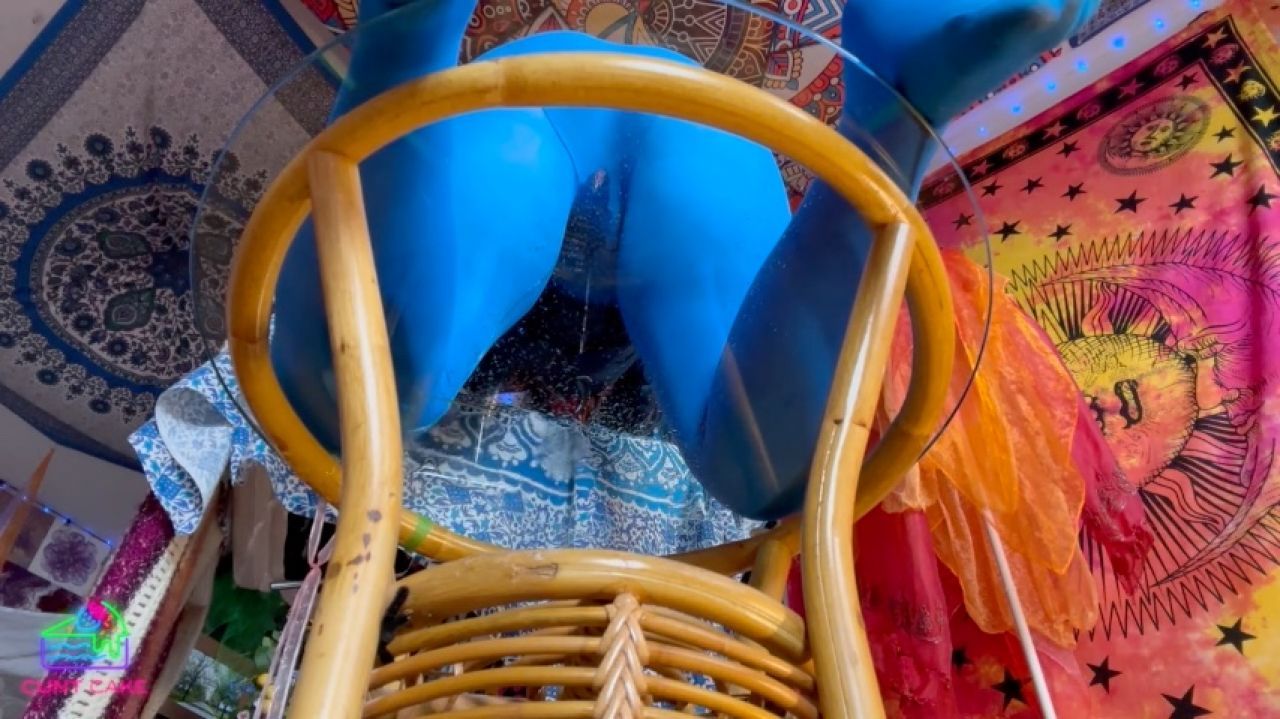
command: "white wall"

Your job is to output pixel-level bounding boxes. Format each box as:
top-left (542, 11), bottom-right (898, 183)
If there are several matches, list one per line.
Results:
top-left (0, 403), bottom-right (148, 544)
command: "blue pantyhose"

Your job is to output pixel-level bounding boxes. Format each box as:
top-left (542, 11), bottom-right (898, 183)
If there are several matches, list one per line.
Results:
top-left (270, 0), bottom-right (1097, 518)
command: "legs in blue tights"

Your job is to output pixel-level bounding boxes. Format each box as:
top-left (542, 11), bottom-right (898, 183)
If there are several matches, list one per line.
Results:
top-left (271, 11), bottom-right (790, 455)
top-left (694, 0), bottom-right (1100, 518)
top-left (273, 3), bottom-right (581, 450)
top-left (615, 115), bottom-right (791, 455)
top-left (272, 110), bottom-right (578, 451)
top-left (270, 0), bottom-right (1099, 520)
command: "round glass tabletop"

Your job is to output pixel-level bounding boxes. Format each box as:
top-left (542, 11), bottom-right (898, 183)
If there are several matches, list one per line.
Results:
top-left (188, 0), bottom-right (991, 523)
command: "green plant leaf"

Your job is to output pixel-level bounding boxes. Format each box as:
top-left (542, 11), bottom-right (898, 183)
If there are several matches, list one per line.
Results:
top-left (203, 572), bottom-right (286, 656)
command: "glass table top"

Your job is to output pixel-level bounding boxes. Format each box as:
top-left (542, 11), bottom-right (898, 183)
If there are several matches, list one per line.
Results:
top-left (187, 0), bottom-right (992, 520)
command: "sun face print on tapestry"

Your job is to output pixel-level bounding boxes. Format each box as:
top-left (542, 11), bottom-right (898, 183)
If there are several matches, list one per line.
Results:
top-left (918, 1), bottom-right (1280, 714)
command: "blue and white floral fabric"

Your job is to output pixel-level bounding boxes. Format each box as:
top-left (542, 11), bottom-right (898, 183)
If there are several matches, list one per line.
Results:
top-left (129, 348), bottom-right (762, 554)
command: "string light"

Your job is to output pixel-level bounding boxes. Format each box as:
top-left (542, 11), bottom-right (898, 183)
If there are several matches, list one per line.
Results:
top-left (0, 481), bottom-right (114, 548)
top-left (1076, 59), bottom-right (1089, 73)
top-left (1045, 80), bottom-right (1058, 92)
top-left (1111, 35), bottom-right (1126, 50)
top-left (1153, 17), bottom-right (1167, 31)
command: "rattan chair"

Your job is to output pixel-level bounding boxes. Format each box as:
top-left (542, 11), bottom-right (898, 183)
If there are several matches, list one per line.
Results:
top-left (227, 53), bottom-right (955, 718)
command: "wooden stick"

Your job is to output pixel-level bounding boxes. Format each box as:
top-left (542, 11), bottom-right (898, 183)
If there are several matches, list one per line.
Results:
top-left (373, 636), bottom-right (598, 689)
top-left (747, 538), bottom-right (793, 602)
top-left (801, 221), bottom-right (916, 719)
top-left (289, 150), bottom-right (404, 718)
top-left (372, 700), bottom-right (694, 718)
top-left (638, 614), bottom-right (813, 692)
top-left (373, 634), bottom-right (814, 718)
top-left (389, 606), bottom-right (609, 657)
top-left (0, 448), bottom-right (53, 567)
top-left (366, 667), bottom-right (777, 719)
top-left (645, 645), bottom-right (817, 719)
top-left (408, 703), bottom-right (594, 719)
top-left (984, 515), bottom-right (1058, 719)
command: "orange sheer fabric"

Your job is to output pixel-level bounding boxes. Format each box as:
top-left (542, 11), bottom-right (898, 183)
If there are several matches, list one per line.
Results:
top-left (883, 250), bottom-right (1098, 645)
top-left (785, 250), bottom-right (1150, 715)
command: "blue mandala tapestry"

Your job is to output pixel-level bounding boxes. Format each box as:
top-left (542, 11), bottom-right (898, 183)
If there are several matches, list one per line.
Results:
top-left (0, 0), bottom-right (334, 469)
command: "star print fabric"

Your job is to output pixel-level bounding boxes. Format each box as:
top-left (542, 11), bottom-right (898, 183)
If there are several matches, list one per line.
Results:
top-left (908, 1), bottom-right (1280, 715)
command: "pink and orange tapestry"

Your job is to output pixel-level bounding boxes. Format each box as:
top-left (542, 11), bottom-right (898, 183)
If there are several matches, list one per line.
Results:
top-left (917, 0), bottom-right (1280, 715)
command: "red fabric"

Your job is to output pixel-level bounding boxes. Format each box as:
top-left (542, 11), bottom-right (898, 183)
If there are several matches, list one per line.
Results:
top-left (856, 506), bottom-right (958, 718)
top-left (1072, 396), bottom-right (1155, 595)
top-left (779, 420), bottom-right (1089, 717)
top-left (787, 517), bottom-right (1096, 718)
top-left (300, 0), bottom-right (341, 24)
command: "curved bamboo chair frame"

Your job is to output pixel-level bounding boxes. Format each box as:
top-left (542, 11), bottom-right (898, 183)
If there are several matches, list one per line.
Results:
top-left (365, 551), bottom-right (818, 718)
top-left (226, 52), bottom-right (954, 718)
